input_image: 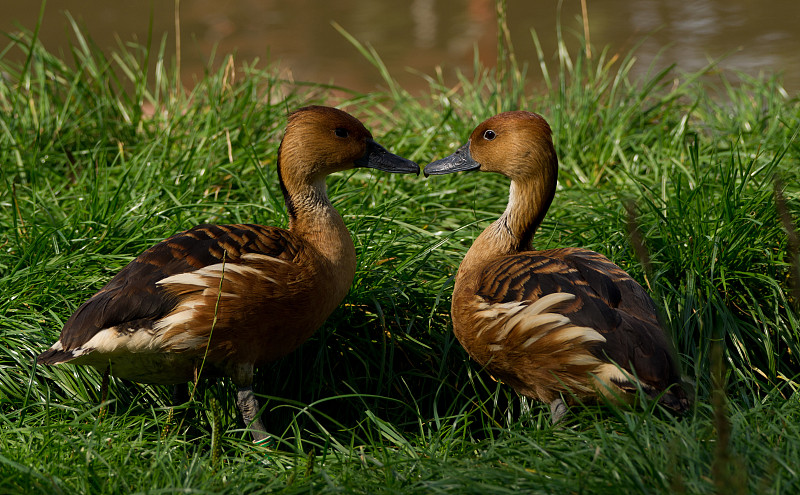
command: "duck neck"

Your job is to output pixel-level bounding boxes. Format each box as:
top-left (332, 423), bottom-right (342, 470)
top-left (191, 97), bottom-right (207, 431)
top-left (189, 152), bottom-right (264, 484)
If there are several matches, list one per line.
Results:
top-left (286, 179), bottom-right (356, 269)
top-left (462, 175), bottom-right (556, 270)
top-left (277, 139), bottom-right (357, 285)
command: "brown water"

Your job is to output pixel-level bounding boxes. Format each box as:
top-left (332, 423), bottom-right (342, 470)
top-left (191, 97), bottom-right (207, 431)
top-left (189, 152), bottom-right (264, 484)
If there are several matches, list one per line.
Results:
top-left (2, 0), bottom-right (799, 94)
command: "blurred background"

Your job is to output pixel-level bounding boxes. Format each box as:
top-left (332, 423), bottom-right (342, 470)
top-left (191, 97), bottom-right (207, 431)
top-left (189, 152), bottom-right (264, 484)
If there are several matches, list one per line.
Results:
top-left (2, 0), bottom-right (799, 93)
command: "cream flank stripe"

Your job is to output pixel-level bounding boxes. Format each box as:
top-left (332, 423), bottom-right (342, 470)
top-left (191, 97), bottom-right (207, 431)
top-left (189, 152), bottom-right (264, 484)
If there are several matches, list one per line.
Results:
top-left (153, 260), bottom-right (283, 349)
top-left (475, 290), bottom-right (638, 397)
top-left (474, 292), bottom-right (607, 351)
top-left (60, 323), bottom-right (166, 358)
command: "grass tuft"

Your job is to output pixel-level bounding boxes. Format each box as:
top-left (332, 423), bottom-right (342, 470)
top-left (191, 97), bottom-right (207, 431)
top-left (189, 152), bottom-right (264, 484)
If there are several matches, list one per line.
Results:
top-left (2, 6), bottom-right (800, 494)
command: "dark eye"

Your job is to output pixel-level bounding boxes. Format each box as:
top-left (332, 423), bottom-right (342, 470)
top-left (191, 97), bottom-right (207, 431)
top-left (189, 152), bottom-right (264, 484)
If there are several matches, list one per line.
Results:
top-left (483, 129), bottom-right (496, 141)
top-left (334, 128), bottom-right (349, 138)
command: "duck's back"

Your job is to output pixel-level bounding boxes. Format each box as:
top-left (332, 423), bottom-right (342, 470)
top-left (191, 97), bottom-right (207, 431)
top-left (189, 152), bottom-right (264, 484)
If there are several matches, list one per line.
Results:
top-left (452, 247), bottom-right (687, 409)
top-left (37, 223), bottom-right (340, 383)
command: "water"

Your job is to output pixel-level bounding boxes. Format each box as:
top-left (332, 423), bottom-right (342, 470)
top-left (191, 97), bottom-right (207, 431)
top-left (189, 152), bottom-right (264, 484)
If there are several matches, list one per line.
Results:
top-left (2, 0), bottom-right (799, 93)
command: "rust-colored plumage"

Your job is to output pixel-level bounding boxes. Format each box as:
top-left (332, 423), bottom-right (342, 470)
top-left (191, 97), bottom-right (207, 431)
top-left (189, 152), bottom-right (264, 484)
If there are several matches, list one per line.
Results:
top-left (424, 111), bottom-right (689, 422)
top-left (38, 105), bottom-right (419, 440)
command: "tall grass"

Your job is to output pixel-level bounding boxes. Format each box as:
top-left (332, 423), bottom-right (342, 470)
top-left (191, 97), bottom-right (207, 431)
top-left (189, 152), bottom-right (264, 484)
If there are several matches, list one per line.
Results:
top-left (2, 5), bottom-right (800, 494)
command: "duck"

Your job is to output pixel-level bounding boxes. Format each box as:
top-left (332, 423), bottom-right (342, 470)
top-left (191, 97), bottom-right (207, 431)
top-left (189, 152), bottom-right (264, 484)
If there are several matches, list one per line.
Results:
top-left (37, 105), bottom-right (420, 441)
top-left (424, 111), bottom-right (689, 423)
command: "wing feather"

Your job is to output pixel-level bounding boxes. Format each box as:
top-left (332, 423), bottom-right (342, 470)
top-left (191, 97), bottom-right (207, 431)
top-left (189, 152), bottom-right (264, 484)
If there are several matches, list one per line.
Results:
top-left (473, 247), bottom-right (682, 394)
top-left (48, 223), bottom-right (303, 355)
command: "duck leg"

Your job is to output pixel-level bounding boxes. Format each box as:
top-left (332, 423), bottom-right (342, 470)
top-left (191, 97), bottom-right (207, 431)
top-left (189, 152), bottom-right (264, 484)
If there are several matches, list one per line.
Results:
top-left (549, 398), bottom-right (568, 424)
top-left (231, 363), bottom-right (268, 442)
top-left (236, 386), bottom-right (268, 442)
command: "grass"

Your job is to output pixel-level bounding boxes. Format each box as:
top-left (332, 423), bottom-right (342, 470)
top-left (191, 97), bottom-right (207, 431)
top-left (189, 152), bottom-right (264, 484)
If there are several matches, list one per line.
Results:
top-left (2, 5), bottom-right (800, 494)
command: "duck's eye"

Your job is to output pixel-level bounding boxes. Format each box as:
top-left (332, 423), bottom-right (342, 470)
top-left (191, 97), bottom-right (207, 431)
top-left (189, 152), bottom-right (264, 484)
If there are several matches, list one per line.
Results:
top-left (334, 128), bottom-right (349, 138)
top-left (483, 129), bottom-right (496, 141)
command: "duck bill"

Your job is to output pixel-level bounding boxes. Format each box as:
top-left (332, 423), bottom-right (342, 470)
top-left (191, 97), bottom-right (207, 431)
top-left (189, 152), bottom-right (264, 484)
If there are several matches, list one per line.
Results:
top-left (356, 139), bottom-right (420, 175)
top-left (423, 143), bottom-right (479, 177)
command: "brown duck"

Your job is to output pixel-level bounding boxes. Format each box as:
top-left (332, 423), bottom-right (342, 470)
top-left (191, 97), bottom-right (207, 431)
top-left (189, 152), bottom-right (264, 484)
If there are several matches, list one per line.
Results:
top-left (424, 111), bottom-right (689, 422)
top-left (37, 105), bottom-right (420, 440)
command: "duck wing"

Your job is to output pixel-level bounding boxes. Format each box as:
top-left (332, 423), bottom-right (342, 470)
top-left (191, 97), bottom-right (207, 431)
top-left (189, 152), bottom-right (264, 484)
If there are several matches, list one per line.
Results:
top-left (38, 223), bottom-right (302, 363)
top-left (473, 247), bottom-right (684, 405)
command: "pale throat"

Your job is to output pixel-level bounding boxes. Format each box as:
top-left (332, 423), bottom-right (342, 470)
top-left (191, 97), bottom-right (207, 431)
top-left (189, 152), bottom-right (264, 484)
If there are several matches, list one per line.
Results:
top-left (491, 178), bottom-right (552, 252)
top-left (456, 177), bottom-right (551, 292)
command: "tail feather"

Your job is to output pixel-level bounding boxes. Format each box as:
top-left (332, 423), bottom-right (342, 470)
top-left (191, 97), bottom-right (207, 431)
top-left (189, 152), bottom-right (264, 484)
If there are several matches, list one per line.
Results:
top-left (658, 388), bottom-right (691, 413)
top-left (609, 372), bottom-right (692, 414)
top-left (652, 377), bottom-right (693, 414)
top-left (37, 345), bottom-right (80, 365)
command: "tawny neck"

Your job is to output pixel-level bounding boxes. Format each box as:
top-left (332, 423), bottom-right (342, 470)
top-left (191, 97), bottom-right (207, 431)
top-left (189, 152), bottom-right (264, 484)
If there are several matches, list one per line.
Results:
top-left (287, 181), bottom-right (356, 268)
top-left (472, 176), bottom-right (554, 254)
top-left (455, 177), bottom-right (553, 294)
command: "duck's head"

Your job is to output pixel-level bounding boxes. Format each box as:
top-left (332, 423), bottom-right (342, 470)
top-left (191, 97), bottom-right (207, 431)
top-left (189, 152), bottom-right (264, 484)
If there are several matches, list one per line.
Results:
top-left (279, 106), bottom-right (419, 185)
top-left (424, 111), bottom-right (557, 182)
